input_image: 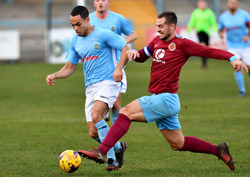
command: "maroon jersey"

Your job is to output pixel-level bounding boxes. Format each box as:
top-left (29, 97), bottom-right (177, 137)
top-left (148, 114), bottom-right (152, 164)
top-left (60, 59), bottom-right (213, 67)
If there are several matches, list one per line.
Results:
top-left (135, 35), bottom-right (235, 94)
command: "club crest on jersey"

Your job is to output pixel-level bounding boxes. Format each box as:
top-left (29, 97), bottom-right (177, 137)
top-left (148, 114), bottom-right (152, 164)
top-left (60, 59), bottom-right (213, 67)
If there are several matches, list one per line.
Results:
top-left (94, 43), bottom-right (98, 49)
top-left (168, 42), bottom-right (176, 51)
top-left (111, 26), bottom-right (115, 31)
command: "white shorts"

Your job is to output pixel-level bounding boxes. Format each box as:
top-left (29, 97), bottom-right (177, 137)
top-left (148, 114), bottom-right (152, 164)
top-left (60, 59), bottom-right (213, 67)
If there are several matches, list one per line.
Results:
top-left (85, 80), bottom-right (121, 122)
top-left (228, 47), bottom-right (250, 66)
top-left (120, 69), bottom-right (127, 93)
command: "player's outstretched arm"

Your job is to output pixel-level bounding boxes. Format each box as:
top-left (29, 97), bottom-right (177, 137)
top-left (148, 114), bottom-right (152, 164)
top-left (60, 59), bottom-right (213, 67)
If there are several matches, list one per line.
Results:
top-left (125, 31), bottom-right (138, 44)
top-left (231, 59), bottom-right (248, 74)
top-left (126, 49), bottom-right (140, 60)
top-left (46, 62), bottom-right (77, 86)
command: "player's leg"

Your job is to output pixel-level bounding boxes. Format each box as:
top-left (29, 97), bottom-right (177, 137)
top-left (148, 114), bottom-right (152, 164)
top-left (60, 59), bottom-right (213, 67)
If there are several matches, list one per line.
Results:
top-left (85, 86), bottom-right (102, 143)
top-left (80, 80), bottom-right (124, 170)
top-left (87, 121), bottom-right (101, 143)
top-left (79, 93), bottom-right (180, 161)
top-left (78, 98), bottom-right (145, 164)
top-left (91, 100), bottom-right (119, 170)
top-left (229, 48), bottom-right (246, 97)
top-left (112, 70), bottom-right (127, 125)
top-left (159, 125), bottom-right (234, 171)
top-left (98, 99), bottom-right (146, 153)
top-left (197, 31), bottom-right (208, 68)
top-left (112, 93), bottom-right (121, 124)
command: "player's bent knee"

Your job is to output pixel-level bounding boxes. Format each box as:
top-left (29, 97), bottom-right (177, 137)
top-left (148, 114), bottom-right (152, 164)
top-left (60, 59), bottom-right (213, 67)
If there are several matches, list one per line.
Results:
top-left (170, 144), bottom-right (183, 151)
top-left (169, 141), bottom-right (184, 151)
top-left (112, 101), bottom-right (120, 111)
top-left (91, 112), bottom-right (102, 123)
top-left (119, 106), bottom-right (130, 117)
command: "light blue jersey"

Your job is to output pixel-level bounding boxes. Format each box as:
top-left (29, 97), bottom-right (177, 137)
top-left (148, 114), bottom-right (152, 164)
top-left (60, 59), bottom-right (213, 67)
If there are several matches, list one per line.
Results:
top-left (218, 9), bottom-right (250, 49)
top-left (89, 11), bottom-right (134, 63)
top-left (66, 26), bottom-right (126, 87)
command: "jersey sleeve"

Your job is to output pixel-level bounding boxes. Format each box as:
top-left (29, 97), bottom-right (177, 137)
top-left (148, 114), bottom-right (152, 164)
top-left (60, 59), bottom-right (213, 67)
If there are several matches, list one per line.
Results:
top-left (218, 15), bottom-right (224, 31)
top-left (65, 35), bottom-right (80, 64)
top-left (182, 38), bottom-right (235, 61)
top-left (134, 37), bottom-right (155, 63)
top-left (102, 29), bottom-right (127, 50)
top-left (244, 11), bottom-right (250, 27)
top-left (119, 14), bottom-right (134, 36)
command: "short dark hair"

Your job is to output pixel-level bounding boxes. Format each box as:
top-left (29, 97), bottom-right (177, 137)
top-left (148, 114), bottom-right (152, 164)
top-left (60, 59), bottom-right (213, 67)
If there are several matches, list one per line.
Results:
top-left (158, 11), bottom-right (177, 26)
top-left (71, 6), bottom-right (89, 19)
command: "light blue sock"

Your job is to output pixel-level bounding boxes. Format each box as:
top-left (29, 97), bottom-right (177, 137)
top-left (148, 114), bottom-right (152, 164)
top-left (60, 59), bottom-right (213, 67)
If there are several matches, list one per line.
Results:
top-left (95, 119), bottom-right (116, 160)
top-left (93, 127), bottom-right (121, 152)
top-left (114, 142), bottom-right (121, 153)
top-left (234, 71), bottom-right (246, 93)
top-left (112, 110), bottom-right (120, 125)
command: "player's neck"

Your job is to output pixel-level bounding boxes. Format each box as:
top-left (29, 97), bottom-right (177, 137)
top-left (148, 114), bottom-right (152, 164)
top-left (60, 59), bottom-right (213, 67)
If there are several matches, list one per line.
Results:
top-left (96, 10), bottom-right (109, 20)
top-left (229, 9), bottom-right (237, 15)
top-left (162, 32), bottom-right (176, 42)
top-left (84, 26), bottom-right (95, 37)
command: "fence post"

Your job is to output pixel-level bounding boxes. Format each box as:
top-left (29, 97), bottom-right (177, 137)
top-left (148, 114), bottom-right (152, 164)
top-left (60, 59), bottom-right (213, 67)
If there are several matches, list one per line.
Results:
top-left (214, 0), bottom-right (220, 21)
top-left (156, 0), bottom-right (163, 14)
top-left (45, 0), bottom-right (52, 63)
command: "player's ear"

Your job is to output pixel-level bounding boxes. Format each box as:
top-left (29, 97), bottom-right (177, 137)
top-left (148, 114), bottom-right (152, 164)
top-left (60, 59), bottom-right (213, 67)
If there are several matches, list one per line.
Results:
top-left (170, 24), bottom-right (175, 31)
top-left (86, 17), bottom-right (90, 23)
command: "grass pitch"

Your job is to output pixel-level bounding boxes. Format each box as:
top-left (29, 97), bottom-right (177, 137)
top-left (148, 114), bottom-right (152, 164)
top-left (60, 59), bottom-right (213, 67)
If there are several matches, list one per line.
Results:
top-left (0, 58), bottom-right (250, 177)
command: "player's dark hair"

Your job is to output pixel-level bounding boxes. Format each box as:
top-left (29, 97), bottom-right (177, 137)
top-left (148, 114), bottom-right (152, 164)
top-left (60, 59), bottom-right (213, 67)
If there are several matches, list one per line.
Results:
top-left (158, 11), bottom-right (177, 26)
top-left (71, 6), bottom-right (89, 19)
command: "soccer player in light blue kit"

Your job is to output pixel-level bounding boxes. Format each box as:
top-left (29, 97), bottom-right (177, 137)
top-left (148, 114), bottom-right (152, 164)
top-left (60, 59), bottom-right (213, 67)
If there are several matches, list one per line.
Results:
top-left (218, 0), bottom-right (250, 97)
top-left (89, 0), bottom-right (137, 125)
top-left (46, 6), bottom-right (129, 171)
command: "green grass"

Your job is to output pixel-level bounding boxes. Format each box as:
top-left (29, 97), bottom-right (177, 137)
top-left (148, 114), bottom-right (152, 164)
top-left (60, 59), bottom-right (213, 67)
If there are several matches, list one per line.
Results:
top-left (0, 58), bottom-right (250, 177)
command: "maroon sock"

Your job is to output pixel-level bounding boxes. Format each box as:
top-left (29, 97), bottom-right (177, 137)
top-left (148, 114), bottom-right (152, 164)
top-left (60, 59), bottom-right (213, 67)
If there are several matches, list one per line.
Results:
top-left (98, 113), bottom-right (131, 154)
top-left (180, 136), bottom-right (219, 157)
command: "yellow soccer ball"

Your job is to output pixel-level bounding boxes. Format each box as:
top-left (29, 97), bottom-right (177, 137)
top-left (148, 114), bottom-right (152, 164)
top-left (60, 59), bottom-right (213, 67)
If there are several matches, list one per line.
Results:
top-left (58, 150), bottom-right (81, 173)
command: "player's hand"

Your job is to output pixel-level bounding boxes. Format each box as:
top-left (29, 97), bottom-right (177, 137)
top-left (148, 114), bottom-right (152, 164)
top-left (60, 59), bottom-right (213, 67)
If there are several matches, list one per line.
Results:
top-left (126, 49), bottom-right (140, 60)
top-left (46, 74), bottom-right (56, 86)
top-left (113, 68), bottom-right (123, 82)
top-left (243, 35), bottom-right (249, 43)
top-left (218, 31), bottom-right (224, 39)
top-left (231, 59), bottom-right (248, 74)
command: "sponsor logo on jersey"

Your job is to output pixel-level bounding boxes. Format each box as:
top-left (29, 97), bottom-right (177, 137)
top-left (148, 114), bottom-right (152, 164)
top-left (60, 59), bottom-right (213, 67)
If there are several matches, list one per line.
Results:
top-left (94, 43), bottom-right (98, 49)
top-left (155, 49), bottom-right (165, 59)
top-left (154, 49), bottom-right (166, 64)
top-left (111, 26), bottom-right (115, 31)
top-left (81, 56), bottom-right (99, 63)
top-left (168, 42), bottom-right (176, 51)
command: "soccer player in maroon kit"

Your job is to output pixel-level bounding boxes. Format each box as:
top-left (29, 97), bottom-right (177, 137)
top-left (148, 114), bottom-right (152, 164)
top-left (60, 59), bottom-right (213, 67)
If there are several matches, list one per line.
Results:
top-left (78, 11), bottom-right (248, 171)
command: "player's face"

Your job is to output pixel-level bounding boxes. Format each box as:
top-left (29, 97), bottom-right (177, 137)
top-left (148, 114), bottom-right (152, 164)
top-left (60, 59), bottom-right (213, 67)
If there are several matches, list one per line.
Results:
top-left (70, 15), bottom-right (89, 36)
top-left (228, 0), bottom-right (238, 12)
top-left (94, 0), bottom-right (110, 13)
top-left (156, 17), bottom-right (175, 41)
top-left (198, 0), bottom-right (207, 10)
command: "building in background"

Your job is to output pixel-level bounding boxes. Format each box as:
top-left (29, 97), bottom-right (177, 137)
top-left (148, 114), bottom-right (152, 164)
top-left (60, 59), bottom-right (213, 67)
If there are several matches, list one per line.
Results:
top-left (0, 0), bottom-right (250, 62)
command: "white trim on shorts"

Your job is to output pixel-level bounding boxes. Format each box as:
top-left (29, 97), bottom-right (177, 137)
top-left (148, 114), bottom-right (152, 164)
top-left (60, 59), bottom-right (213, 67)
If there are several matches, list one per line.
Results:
top-left (85, 80), bottom-right (121, 122)
top-left (120, 69), bottom-right (127, 93)
top-left (228, 47), bottom-right (250, 66)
